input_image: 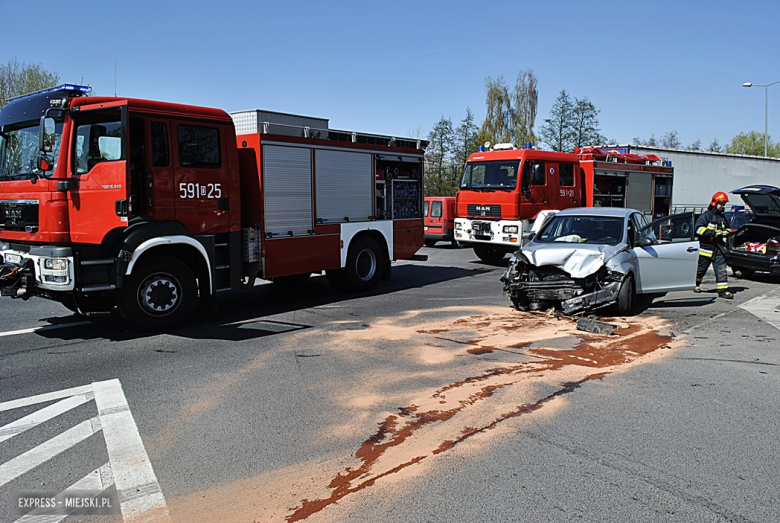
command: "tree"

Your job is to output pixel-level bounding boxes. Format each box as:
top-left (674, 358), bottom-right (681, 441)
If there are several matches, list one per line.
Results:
top-left (633, 134), bottom-right (657, 147)
top-left (708, 138), bottom-right (722, 152)
top-left (659, 131), bottom-right (681, 149)
top-left (724, 131), bottom-right (780, 157)
top-left (539, 90), bottom-right (574, 151)
top-left (539, 91), bottom-right (606, 152)
top-left (424, 116), bottom-right (455, 196)
top-left (480, 70), bottom-right (538, 147)
top-left (688, 139), bottom-right (702, 151)
top-left (571, 97), bottom-right (606, 148)
top-left (0, 59), bottom-right (60, 108)
top-left (452, 108), bottom-right (478, 169)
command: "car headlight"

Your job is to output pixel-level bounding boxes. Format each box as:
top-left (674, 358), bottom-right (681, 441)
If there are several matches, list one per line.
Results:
top-left (503, 225), bottom-right (519, 234)
top-left (44, 258), bottom-right (69, 271)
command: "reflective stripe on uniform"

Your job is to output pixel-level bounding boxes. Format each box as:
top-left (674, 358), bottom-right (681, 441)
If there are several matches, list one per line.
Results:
top-left (717, 283), bottom-right (729, 290)
top-left (699, 249), bottom-right (713, 258)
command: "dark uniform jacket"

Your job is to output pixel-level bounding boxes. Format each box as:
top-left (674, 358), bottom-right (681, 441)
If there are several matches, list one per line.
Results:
top-left (695, 207), bottom-right (729, 256)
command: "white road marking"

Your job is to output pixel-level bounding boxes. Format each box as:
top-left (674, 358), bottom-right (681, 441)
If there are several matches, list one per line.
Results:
top-left (93, 379), bottom-right (171, 523)
top-left (0, 393), bottom-right (93, 443)
top-left (1, 380), bottom-right (171, 523)
top-left (740, 293), bottom-right (780, 331)
top-left (0, 385), bottom-right (93, 412)
top-left (0, 416), bottom-right (102, 487)
top-left (0, 321), bottom-right (92, 338)
top-left (14, 462), bottom-right (113, 523)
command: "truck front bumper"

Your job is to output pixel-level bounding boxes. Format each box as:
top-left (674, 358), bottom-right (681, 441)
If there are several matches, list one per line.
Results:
top-left (454, 218), bottom-right (523, 248)
top-left (0, 243), bottom-right (75, 296)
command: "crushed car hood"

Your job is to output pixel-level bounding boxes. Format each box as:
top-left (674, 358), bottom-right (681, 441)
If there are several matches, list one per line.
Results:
top-left (520, 242), bottom-right (624, 278)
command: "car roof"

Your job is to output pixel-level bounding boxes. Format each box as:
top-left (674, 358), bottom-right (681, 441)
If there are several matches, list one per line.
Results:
top-left (555, 207), bottom-right (633, 218)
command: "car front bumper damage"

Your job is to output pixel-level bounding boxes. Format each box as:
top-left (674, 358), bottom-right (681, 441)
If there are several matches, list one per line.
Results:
top-left (501, 255), bottom-right (625, 315)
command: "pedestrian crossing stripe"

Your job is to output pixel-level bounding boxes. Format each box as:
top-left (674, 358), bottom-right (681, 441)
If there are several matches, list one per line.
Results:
top-left (0, 380), bottom-right (171, 523)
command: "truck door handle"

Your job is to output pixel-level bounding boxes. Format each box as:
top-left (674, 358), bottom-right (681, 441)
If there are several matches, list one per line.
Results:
top-left (687, 247), bottom-right (698, 252)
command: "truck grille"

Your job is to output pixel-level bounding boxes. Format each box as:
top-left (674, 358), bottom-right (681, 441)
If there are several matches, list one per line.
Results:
top-left (0, 200), bottom-right (39, 232)
top-left (467, 204), bottom-right (501, 217)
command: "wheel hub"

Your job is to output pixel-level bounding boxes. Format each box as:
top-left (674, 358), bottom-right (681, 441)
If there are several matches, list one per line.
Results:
top-left (140, 275), bottom-right (179, 314)
top-left (356, 249), bottom-right (377, 281)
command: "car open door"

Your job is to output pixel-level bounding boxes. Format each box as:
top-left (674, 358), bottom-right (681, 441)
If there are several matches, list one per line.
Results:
top-left (634, 212), bottom-right (698, 293)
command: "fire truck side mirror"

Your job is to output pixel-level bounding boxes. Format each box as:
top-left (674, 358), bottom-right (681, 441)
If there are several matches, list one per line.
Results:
top-left (37, 153), bottom-right (54, 174)
top-left (39, 117), bottom-right (56, 153)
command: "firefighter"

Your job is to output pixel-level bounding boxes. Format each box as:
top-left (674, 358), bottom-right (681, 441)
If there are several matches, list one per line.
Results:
top-left (694, 191), bottom-right (733, 299)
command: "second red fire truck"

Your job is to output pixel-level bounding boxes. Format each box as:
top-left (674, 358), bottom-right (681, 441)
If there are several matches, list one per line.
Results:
top-left (454, 143), bottom-right (674, 261)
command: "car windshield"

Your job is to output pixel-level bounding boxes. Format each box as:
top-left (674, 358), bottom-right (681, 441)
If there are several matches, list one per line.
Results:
top-left (0, 120), bottom-right (63, 181)
top-left (460, 160), bottom-right (519, 191)
top-left (536, 215), bottom-right (624, 245)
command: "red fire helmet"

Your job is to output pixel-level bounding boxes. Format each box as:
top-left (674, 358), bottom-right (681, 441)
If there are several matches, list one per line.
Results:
top-left (710, 192), bottom-right (729, 206)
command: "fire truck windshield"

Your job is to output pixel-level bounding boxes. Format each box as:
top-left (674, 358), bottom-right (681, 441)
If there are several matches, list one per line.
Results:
top-left (0, 120), bottom-right (63, 181)
top-left (460, 160), bottom-right (519, 191)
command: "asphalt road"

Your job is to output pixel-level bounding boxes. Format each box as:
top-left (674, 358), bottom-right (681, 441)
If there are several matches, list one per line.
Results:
top-left (1, 244), bottom-right (779, 523)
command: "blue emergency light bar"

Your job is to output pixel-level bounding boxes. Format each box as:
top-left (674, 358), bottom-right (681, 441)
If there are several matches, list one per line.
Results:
top-left (7, 84), bottom-right (92, 103)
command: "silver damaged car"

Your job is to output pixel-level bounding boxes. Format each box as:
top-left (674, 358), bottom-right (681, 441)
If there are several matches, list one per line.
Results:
top-left (501, 208), bottom-right (699, 315)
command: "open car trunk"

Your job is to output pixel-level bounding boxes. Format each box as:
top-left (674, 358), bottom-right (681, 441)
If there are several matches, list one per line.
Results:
top-left (726, 185), bottom-right (780, 276)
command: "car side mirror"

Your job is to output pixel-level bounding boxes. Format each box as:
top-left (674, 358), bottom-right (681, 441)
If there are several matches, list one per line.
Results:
top-left (635, 237), bottom-right (654, 248)
top-left (527, 232), bottom-right (536, 242)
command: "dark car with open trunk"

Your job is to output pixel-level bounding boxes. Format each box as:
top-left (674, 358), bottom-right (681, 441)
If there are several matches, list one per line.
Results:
top-left (726, 185), bottom-right (780, 278)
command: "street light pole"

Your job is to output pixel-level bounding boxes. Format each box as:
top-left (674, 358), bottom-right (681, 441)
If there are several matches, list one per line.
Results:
top-left (743, 80), bottom-right (780, 156)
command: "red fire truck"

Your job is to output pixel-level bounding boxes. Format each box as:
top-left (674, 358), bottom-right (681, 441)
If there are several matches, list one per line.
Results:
top-left (454, 143), bottom-right (674, 262)
top-left (0, 85), bottom-right (427, 330)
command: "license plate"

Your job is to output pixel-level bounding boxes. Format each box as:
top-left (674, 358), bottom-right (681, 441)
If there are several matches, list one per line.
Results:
top-left (4, 253), bottom-right (22, 265)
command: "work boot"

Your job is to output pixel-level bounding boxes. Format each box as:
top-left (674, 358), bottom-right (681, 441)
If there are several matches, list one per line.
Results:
top-left (693, 286), bottom-right (702, 293)
top-left (719, 291), bottom-right (734, 300)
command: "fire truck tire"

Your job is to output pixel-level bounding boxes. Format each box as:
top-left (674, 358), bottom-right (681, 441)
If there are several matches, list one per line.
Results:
top-left (344, 237), bottom-right (384, 292)
top-left (118, 256), bottom-right (197, 331)
top-left (424, 239), bottom-right (437, 247)
top-left (613, 274), bottom-right (636, 316)
top-left (473, 245), bottom-right (506, 263)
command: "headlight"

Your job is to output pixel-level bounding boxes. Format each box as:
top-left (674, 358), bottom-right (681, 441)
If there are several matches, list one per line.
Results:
top-left (455, 222), bottom-right (462, 230)
top-left (503, 225), bottom-right (519, 234)
top-left (44, 258), bottom-right (69, 271)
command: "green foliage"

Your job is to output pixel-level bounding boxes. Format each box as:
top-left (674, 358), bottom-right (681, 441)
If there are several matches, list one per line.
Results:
top-left (659, 131), bottom-right (681, 149)
top-left (480, 70), bottom-right (538, 146)
top-left (540, 90), bottom-right (605, 151)
top-left (571, 97), bottom-right (606, 149)
top-left (539, 90), bottom-right (574, 151)
top-left (688, 139), bottom-right (702, 151)
top-left (724, 131), bottom-right (780, 157)
top-left (0, 58), bottom-right (60, 108)
top-left (708, 138), bottom-right (721, 152)
top-left (425, 116), bottom-right (456, 197)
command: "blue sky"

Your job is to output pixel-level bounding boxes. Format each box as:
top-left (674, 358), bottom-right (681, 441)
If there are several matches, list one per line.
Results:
top-left (3, 0), bottom-right (778, 148)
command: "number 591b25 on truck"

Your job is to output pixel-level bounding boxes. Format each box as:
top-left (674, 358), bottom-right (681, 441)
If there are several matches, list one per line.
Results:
top-left (0, 85), bottom-right (428, 330)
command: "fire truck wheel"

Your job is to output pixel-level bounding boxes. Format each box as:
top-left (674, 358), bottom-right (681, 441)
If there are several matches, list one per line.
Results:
top-left (345, 237), bottom-right (384, 292)
top-left (473, 245), bottom-right (506, 263)
top-left (118, 256), bottom-right (197, 331)
top-left (424, 239), bottom-right (437, 247)
top-left (613, 274), bottom-right (636, 316)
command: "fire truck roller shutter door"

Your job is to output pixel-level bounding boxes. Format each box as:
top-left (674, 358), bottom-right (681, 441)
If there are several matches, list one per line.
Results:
top-left (315, 150), bottom-right (372, 223)
top-left (262, 145), bottom-right (313, 236)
